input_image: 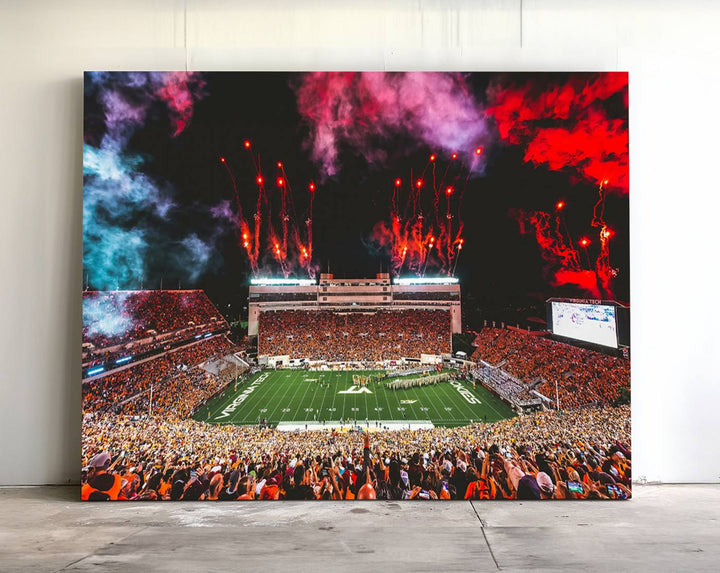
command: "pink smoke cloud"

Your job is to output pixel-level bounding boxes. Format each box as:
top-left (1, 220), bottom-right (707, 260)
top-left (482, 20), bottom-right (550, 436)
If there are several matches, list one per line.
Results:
top-left (154, 72), bottom-right (207, 137)
top-left (293, 72), bottom-right (493, 178)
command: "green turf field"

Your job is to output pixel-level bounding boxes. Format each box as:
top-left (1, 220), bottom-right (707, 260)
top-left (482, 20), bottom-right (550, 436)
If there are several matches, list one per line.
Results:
top-left (193, 370), bottom-right (516, 427)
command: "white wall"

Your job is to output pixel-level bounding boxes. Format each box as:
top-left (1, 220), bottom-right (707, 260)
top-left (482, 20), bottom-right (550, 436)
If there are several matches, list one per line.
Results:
top-left (0, 0), bottom-right (718, 484)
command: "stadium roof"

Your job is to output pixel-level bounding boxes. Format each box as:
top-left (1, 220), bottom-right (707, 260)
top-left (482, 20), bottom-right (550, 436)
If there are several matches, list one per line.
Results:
top-left (393, 277), bottom-right (459, 285)
top-left (250, 278), bottom-right (316, 286)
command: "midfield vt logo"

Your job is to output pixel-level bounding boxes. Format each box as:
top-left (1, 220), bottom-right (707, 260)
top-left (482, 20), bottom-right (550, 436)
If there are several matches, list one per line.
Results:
top-left (338, 385), bottom-right (373, 394)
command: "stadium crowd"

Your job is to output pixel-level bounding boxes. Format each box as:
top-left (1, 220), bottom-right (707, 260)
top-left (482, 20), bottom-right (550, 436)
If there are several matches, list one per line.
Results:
top-left (81, 294), bottom-right (632, 503)
top-left (258, 309), bottom-right (451, 361)
top-left (115, 370), bottom-right (231, 420)
top-left (81, 405), bottom-right (630, 501)
top-left (473, 328), bottom-right (630, 409)
top-left (82, 336), bottom-right (234, 415)
top-left (83, 290), bottom-right (227, 350)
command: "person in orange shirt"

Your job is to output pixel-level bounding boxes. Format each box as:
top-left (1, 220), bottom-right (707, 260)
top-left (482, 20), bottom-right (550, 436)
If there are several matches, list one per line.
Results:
top-left (81, 452), bottom-right (122, 501)
top-left (464, 454), bottom-right (498, 500)
top-left (357, 465), bottom-right (376, 500)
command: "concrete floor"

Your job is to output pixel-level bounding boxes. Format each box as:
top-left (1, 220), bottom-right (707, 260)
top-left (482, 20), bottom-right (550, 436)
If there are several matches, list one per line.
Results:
top-left (0, 485), bottom-right (717, 572)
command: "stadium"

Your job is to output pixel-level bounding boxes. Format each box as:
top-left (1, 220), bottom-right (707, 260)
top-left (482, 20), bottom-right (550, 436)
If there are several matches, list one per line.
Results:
top-left (81, 278), bottom-right (630, 501)
top-left (81, 71), bottom-right (630, 502)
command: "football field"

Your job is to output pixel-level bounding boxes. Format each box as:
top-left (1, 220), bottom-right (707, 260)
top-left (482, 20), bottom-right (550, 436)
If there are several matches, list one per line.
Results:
top-left (193, 369), bottom-right (516, 428)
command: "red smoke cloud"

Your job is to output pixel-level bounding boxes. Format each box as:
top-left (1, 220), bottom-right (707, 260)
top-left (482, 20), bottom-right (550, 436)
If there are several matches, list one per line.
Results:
top-left (553, 269), bottom-right (602, 298)
top-left (488, 73), bottom-right (628, 194)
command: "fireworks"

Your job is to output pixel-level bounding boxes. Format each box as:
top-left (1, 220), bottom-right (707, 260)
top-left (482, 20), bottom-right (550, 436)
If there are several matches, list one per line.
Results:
top-left (83, 72), bottom-right (626, 303)
top-left (219, 74), bottom-right (626, 295)
top-left (220, 73), bottom-right (624, 292)
top-left (368, 151), bottom-right (470, 277)
top-left (514, 183), bottom-right (619, 298)
top-left (218, 141), bottom-right (318, 278)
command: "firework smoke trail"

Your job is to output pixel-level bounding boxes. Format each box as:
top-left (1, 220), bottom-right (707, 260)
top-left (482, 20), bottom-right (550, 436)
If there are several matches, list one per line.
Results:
top-left (554, 199), bottom-right (577, 256)
top-left (513, 208), bottom-right (605, 295)
top-left (591, 180), bottom-right (615, 295)
top-left (525, 210), bottom-right (582, 271)
top-left (579, 236), bottom-right (592, 270)
top-left (375, 173), bottom-right (422, 276)
top-left (240, 221), bottom-right (257, 274)
top-left (276, 166), bottom-right (290, 267)
top-left (293, 72), bottom-right (493, 278)
top-left (256, 156), bottom-right (286, 275)
top-left (223, 142), bottom-right (318, 278)
top-left (443, 151), bottom-right (468, 275)
top-left (384, 151), bottom-right (472, 277)
top-left (514, 205), bottom-right (618, 297)
top-left (249, 145), bottom-right (291, 276)
top-left (250, 146), bottom-right (264, 273)
top-left (429, 157), bottom-right (441, 230)
top-left (366, 151), bottom-right (468, 277)
top-left (219, 157), bottom-right (243, 236)
top-left (451, 237), bottom-right (465, 276)
top-left (280, 161), bottom-right (315, 276)
top-left (305, 181), bottom-right (316, 269)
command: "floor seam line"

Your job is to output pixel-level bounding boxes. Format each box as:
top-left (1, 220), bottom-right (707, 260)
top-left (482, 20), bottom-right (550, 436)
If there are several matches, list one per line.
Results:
top-left (470, 500), bottom-right (500, 570)
top-left (53, 525), bottom-right (150, 572)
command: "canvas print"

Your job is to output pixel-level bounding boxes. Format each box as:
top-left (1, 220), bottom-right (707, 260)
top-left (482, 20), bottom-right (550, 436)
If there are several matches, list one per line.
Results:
top-left (82, 72), bottom-right (630, 501)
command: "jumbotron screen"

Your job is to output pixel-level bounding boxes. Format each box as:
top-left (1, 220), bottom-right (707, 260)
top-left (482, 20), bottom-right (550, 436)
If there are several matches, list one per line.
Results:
top-left (551, 301), bottom-right (618, 348)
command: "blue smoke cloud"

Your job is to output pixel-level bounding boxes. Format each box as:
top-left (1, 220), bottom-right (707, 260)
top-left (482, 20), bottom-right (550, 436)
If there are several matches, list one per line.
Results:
top-left (83, 72), bottom-right (211, 291)
top-left (179, 234), bottom-right (214, 283)
top-left (82, 292), bottom-right (133, 339)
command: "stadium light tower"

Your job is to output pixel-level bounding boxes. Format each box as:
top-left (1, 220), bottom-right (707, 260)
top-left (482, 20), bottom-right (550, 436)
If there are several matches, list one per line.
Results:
top-left (555, 379), bottom-right (560, 410)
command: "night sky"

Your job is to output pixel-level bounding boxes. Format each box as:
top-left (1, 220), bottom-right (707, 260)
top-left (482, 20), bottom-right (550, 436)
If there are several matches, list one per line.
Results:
top-left (83, 72), bottom-right (629, 328)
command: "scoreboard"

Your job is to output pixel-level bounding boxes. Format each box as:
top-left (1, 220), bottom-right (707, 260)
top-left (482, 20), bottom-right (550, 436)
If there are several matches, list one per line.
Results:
top-left (548, 299), bottom-right (620, 349)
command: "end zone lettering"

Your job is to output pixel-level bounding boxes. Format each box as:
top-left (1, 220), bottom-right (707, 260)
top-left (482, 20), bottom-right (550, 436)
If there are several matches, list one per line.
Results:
top-left (450, 380), bottom-right (480, 405)
top-left (215, 373), bottom-right (270, 420)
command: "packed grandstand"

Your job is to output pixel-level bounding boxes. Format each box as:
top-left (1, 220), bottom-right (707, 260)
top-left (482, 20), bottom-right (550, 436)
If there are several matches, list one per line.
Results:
top-left (82, 290), bottom-right (240, 420)
top-left (81, 288), bottom-right (631, 501)
top-left (83, 290), bottom-right (225, 349)
top-left (472, 328), bottom-right (630, 410)
top-left (258, 309), bottom-right (451, 362)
